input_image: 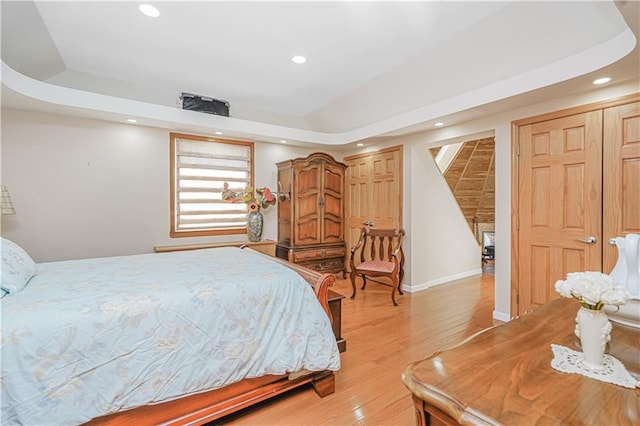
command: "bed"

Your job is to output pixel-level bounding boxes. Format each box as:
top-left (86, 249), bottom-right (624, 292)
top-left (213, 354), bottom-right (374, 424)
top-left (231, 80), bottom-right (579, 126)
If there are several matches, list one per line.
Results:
top-left (0, 237), bottom-right (341, 425)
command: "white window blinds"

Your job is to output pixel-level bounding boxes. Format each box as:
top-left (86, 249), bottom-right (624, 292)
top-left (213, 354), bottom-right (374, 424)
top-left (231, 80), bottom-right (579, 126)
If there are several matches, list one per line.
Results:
top-left (171, 133), bottom-right (253, 237)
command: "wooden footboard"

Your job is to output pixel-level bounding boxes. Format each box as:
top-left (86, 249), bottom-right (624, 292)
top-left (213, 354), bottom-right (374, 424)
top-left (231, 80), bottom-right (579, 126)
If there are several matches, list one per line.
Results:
top-left (87, 248), bottom-right (337, 426)
top-left (88, 371), bottom-right (335, 426)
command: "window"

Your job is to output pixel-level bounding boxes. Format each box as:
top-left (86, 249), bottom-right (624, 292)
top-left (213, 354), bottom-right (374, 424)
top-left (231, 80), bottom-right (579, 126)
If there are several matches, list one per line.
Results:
top-left (170, 132), bottom-right (254, 237)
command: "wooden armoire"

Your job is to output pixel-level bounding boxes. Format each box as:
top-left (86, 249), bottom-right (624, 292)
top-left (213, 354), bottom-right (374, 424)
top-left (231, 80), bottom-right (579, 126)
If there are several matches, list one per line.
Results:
top-left (275, 152), bottom-right (347, 277)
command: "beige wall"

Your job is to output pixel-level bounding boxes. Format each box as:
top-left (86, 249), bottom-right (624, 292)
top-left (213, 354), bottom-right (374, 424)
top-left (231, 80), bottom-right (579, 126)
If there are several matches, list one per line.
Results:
top-left (2, 81), bottom-right (637, 321)
top-left (407, 142), bottom-right (482, 289)
top-left (386, 82), bottom-right (638, 321)
top-left (0, 109), bottom-right (323, 262)
top-left (1, 107), bottom-right (481, 293)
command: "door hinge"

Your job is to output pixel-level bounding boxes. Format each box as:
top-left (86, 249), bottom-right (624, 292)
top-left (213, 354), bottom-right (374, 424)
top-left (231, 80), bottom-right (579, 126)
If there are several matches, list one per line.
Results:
top-left (516, 144), bottom-right (520, 156)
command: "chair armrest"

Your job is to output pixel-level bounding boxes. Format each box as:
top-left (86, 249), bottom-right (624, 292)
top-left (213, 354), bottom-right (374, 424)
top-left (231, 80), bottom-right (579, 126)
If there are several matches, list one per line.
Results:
top-left (349, 230), bottom-right (367, 258)
top-left (391, 230), bottom-right (405, 257)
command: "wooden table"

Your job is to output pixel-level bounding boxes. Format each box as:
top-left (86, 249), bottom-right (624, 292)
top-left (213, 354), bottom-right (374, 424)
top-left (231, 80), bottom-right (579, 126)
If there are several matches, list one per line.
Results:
top-left (402, 298), bottom-right (640, 425)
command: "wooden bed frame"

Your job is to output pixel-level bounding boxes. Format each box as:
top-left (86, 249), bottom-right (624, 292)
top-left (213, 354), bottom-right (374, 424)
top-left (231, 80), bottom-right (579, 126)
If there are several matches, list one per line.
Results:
top-left (87, 248), bottom-right (337, 425)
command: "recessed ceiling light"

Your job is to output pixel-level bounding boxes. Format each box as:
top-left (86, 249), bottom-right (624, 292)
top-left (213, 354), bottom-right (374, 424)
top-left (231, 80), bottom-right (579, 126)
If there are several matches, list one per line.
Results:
top-left (434, 122), bottom-right (444, 127)
top-left (356, 143), bottom-right (364, 147)
top-left (280, 140), bottom-right (288, 144)
top-left (291, 55), bottom-right (306, 64)
top-left (139, 4), bottom-right (160, 18)
top-left (593, 77), bottom-right (611, 85)
top-left (126, 118), bottom-right (137, 123)
top-left (214, 131), bottom-right (223, 135)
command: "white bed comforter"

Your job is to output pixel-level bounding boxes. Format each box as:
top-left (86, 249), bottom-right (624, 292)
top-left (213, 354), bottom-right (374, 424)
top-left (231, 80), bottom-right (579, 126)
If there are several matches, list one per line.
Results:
top-left (1, 247), bottom-right (340, 425)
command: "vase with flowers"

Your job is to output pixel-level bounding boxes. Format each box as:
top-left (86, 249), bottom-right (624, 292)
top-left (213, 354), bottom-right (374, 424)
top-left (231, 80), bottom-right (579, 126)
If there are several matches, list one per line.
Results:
top-left (605, 234), bottom-right (640, 328)
top-left (555, 271), bottom-right (631, 370)
top-left (222, 183), bottom-right (276, 242)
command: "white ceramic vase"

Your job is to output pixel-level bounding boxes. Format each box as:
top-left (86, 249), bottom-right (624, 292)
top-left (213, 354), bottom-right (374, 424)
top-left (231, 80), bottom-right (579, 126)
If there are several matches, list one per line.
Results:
top-left (604, 233), bottom-right (640, 328)
top-left (574, 307), bottom-right (612, 370)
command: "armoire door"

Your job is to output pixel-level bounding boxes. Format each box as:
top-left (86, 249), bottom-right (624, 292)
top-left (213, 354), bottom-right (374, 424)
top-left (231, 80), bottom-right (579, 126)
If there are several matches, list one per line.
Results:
top-left (345, 146), bottom-right (403, 268)
top-left (292, 157), bottom-right (345, 246)
top-left (294, 161), bottom-right (322, 245)
top-left (516, 110), bottom-right (603, 315)
top-left (603, 101), bottom-right (640, 272)
top-left (321, 162), bottom-right (345, 244)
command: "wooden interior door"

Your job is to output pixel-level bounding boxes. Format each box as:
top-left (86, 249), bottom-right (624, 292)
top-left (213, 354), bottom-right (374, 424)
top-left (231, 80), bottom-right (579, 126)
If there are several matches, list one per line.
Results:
top-left (517, 111), bottom-right (603, 315)
top-left (345, 155), bottom-right (370, 261)
top-left (370, 150), bottom-right (402, 229)
top-left (603, 101), bottom-right (640, 272)
top-left (344, 146), bottom-right (403, 269)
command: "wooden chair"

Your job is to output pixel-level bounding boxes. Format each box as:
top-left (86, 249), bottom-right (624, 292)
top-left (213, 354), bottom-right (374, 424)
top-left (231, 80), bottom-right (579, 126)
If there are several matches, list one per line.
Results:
top-left (349, 227), bottom-right (405, 306)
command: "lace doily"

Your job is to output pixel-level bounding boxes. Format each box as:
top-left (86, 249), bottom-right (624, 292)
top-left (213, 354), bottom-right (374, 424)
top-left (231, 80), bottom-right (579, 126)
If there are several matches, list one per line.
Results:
top-left (550, 344), bottom-right (638, 389)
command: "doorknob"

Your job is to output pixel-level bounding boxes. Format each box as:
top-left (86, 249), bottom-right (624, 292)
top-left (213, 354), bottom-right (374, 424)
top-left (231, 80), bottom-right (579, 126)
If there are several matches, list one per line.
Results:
top-left (576, 236), bottom-right (597, 244)
top-left (608, 238), bottom-right (618, 246)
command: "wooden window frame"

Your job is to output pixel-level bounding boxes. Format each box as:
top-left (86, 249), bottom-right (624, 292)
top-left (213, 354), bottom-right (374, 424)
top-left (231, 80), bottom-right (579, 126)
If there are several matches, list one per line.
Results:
top-left (170, 132), bottom-right (254, 238)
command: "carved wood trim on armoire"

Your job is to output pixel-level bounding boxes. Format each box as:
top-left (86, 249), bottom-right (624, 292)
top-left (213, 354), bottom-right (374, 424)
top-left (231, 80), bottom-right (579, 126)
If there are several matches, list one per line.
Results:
top-left (276, 152), bottom-right (347, 277)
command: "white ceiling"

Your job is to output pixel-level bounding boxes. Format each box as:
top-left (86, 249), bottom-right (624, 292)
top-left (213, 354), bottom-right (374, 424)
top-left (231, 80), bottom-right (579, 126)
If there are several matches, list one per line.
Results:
top-left (1, 1), bottom-right (639, 148)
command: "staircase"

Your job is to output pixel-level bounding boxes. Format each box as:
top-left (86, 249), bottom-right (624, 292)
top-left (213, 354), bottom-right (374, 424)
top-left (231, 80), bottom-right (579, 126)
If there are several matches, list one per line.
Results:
top-left (431, 137), bottom-right (495, 234)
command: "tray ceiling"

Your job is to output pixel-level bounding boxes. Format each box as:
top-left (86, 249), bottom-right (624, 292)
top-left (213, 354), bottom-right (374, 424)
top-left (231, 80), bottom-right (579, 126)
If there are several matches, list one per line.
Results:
top-left (1, 1), bottom-right (638, 146)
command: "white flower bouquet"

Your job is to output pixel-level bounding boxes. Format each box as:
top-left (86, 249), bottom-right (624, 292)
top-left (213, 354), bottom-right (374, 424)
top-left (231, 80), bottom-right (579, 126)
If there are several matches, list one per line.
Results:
top-left (555, 271), bottom-right (632, 311)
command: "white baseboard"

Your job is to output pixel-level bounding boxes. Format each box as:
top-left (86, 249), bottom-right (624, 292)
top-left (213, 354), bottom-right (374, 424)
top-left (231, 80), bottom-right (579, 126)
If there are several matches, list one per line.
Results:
top-left (402, 268), bottom-right (483, 293)
top-left (493, 310), bottom-right (511, 322)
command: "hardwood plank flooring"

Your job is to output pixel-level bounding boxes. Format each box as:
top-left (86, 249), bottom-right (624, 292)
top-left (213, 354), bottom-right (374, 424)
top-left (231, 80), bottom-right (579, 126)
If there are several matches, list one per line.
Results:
top-left (218, 272), bottom-right (499, 425)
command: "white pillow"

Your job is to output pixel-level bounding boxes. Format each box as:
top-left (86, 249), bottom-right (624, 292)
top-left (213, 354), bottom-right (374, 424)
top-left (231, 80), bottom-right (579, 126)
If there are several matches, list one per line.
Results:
top-left (1, 237), bottom-right (37, 295)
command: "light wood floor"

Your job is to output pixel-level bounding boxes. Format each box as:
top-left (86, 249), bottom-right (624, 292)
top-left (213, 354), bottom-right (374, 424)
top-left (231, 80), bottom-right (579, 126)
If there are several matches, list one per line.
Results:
top-left (220, 270), bottom-right (498, 425)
